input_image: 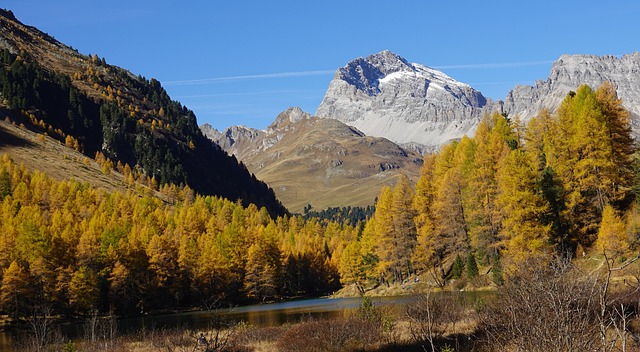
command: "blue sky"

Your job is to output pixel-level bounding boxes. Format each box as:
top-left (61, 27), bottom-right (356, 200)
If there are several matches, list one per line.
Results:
top-left (5, 1), bottom-right (640, 130)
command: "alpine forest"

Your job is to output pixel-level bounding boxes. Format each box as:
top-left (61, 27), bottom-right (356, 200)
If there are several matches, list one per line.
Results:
top-left (1, 78), bottom-right (638, 318)
top-left (3, 6), bottom-right (640, 352)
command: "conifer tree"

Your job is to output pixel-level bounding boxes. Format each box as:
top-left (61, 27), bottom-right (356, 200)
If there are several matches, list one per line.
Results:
top-left (525, 109), bottom-right (567, 248)
top-left (371, 175), bottom-right (417, 282)
top-left (338, 241), bottom-right (364, 285)
top-left (0, 167), bottom-right (10, 200)
top-left (244, 238), bottom-right (280, 301)
top-left (551, 84), bottom-right (635, 247)
top-left (595, 82), bottom-right (636, 210)
top-left (412, 155), bottom-right (436, 272)
top-left (430, 167), bottom-right (469, 281)
top-left (390, 174), bottom-right (417, 280)
top-left (465, 252), bottom-right (479, 279)
top-left (0, 261), bottom-right (29, 319)
top-left (68, 266), bottom-right (98, 313)
top-left (496, 149), bottom-right (552, 262)
top-left (451, 254), bottom-right (464, 279)
top-left (466, 113), bottom-right (513, 262)
top-left (371, 186), bottom-right (393, 282)
top-left (595, 204), bottom-right (629, 258)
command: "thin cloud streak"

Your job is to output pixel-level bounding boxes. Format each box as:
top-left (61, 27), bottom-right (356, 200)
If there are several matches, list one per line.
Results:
top-left (469, 81), bottom-right (531, 86)
top-left (174, 89), bottom-right (325, 99)
top-left (164, 70), bottom-right (335, 86)
top-left (163, 60), bottom-right (554, 87)
top-left (433, 60), bottom-right (555, 70)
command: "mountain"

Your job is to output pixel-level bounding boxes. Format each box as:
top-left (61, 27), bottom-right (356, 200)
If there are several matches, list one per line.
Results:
top-left (0, 9), bottom-right (286, 215)
top-left (502, 53), bottom-right (640, 131)
top-left (316, 50), bottom-right (497, 151)
top-left (317, 50), bottom-right (640, 150)
top-left (202, 107), bottom-right (423, 213)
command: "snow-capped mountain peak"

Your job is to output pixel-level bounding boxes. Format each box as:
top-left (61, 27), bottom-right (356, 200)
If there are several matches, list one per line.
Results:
top-left (316, 50), bottom-right (492, 148)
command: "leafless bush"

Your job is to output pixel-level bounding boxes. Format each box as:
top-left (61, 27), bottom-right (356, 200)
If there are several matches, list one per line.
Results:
top-left (405, 289), bottom-right (466, 352)
top-left (479, 256), bottom-right (601, 352)
top-left (276, 316), bottom-right (383, 352)
top-left (200, 299), bottom-right (245, 351)
top-left (10, 301), bottom-right (67, 352)
top-left (82, 310), bottom-right (118, 350)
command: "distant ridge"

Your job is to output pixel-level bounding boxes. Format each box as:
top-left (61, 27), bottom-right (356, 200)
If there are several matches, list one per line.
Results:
top-left (502, 52), bottom-right (640, 130)
top-left (202, 107), bottom-right (422, 213)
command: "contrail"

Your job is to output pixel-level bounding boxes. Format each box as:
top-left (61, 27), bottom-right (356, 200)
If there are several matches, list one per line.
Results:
top-left (164, 70), bottom-right (335, 86)
top-left (433, 60), bottom-right (555, 70)
top-left (174, 89), bottom-right (324, 99)
top-left (163, 59), bottom-right (555, 87)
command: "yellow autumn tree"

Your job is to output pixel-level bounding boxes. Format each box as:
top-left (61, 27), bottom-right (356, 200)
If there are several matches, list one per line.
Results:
top-left (68, 266), bottom-right (98, 313)
top-left (466, 113), bottom-right (513, 261)
top-left (496, 149), bottom-right (552, 264)
top-left (412, 154), bottom-right (436, 272)
top-left (595, 82), bottom-right (636, 209)
top-left (550, 84), bottom-right (635, 247)
top-left (595, 204), bottom-right (629, 258)
top-left (389, 174), bottom-right (417, 280)
top-left (0, 261), bottom-right (30, 319)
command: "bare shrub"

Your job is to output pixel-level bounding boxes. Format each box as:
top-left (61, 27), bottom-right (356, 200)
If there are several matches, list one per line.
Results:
top-left (276, 316), bottom-right (383, 352)
top-left (479, 256), bottom-right (601, 351)
top-left (405, 289), bottom-right (466, 352)
top-left (82, 310), bottom-right (118, 350)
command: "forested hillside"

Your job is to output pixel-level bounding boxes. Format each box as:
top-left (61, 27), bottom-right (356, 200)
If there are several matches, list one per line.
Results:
top-left (0, 10), bottom-right (286, 216)
top-left (0, 154), bottom-right (342, 318)
top-left (338, 82), bottom-right (639, 287)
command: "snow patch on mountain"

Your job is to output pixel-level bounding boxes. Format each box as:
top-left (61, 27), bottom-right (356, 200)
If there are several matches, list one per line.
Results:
top-left (316, 50), bottom-right (493, 148)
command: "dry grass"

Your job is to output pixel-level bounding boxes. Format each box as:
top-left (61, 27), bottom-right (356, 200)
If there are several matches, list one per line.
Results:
top-left (227, 117), bottom-right (423, 213)
top-left (0, 112), bottom-right (162, 198)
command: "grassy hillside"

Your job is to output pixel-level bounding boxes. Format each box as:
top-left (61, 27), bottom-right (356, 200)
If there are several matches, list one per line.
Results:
top-left (0, 108), bottom-right (131, 193)
top-left (208, 108), bottom-right (423, 213)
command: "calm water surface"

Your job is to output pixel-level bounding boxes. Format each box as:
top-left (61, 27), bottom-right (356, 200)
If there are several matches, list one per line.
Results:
top-left (1, 291), bottom-right (491, 349)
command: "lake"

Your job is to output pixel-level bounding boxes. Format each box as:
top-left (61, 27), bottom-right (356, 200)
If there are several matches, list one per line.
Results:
top-left (0, 291), bottom-right (490, 349)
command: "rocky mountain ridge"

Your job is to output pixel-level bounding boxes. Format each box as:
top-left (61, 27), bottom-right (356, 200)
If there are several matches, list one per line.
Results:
top-left (316, 50), bottom-right (496, 150)
top-left (202, 107), bottom-right (422, 212)
top-left (315, 50), bottom-right (640, 149)
top-left (203, 51), bottom-right (640, 210)
top-left (502, 53), bottom-right (640, 128)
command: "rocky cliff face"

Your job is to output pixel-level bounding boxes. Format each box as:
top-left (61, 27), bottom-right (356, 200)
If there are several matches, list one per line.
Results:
top-left (317, 51), bottom-right (640, 149)
top-left (316, 50), bottom-right (497, 149)
top-left (502, 53), bottom-right (640, 130)
top-left (202, 107), bottom-right (314, 161)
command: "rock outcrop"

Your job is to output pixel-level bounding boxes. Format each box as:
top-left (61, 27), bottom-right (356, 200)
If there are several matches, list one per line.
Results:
top-left (502, 53), bottom-right (640, 130)
top-left (316, 50), bottom-right (497, 149)
top-left (316, 50), bottom-right (640, 149)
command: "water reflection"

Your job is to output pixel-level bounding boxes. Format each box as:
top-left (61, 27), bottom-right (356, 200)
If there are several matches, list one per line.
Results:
top-left (1, 291), bottom-right (492, 349)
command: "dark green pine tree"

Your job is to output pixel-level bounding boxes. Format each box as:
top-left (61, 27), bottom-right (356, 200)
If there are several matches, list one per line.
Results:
top-left (491, 254), bottom-right (504, 285)
top-left (450, 254), bottom-right (464, 279)
top-left (466, 252), bottom-right (479, 279)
